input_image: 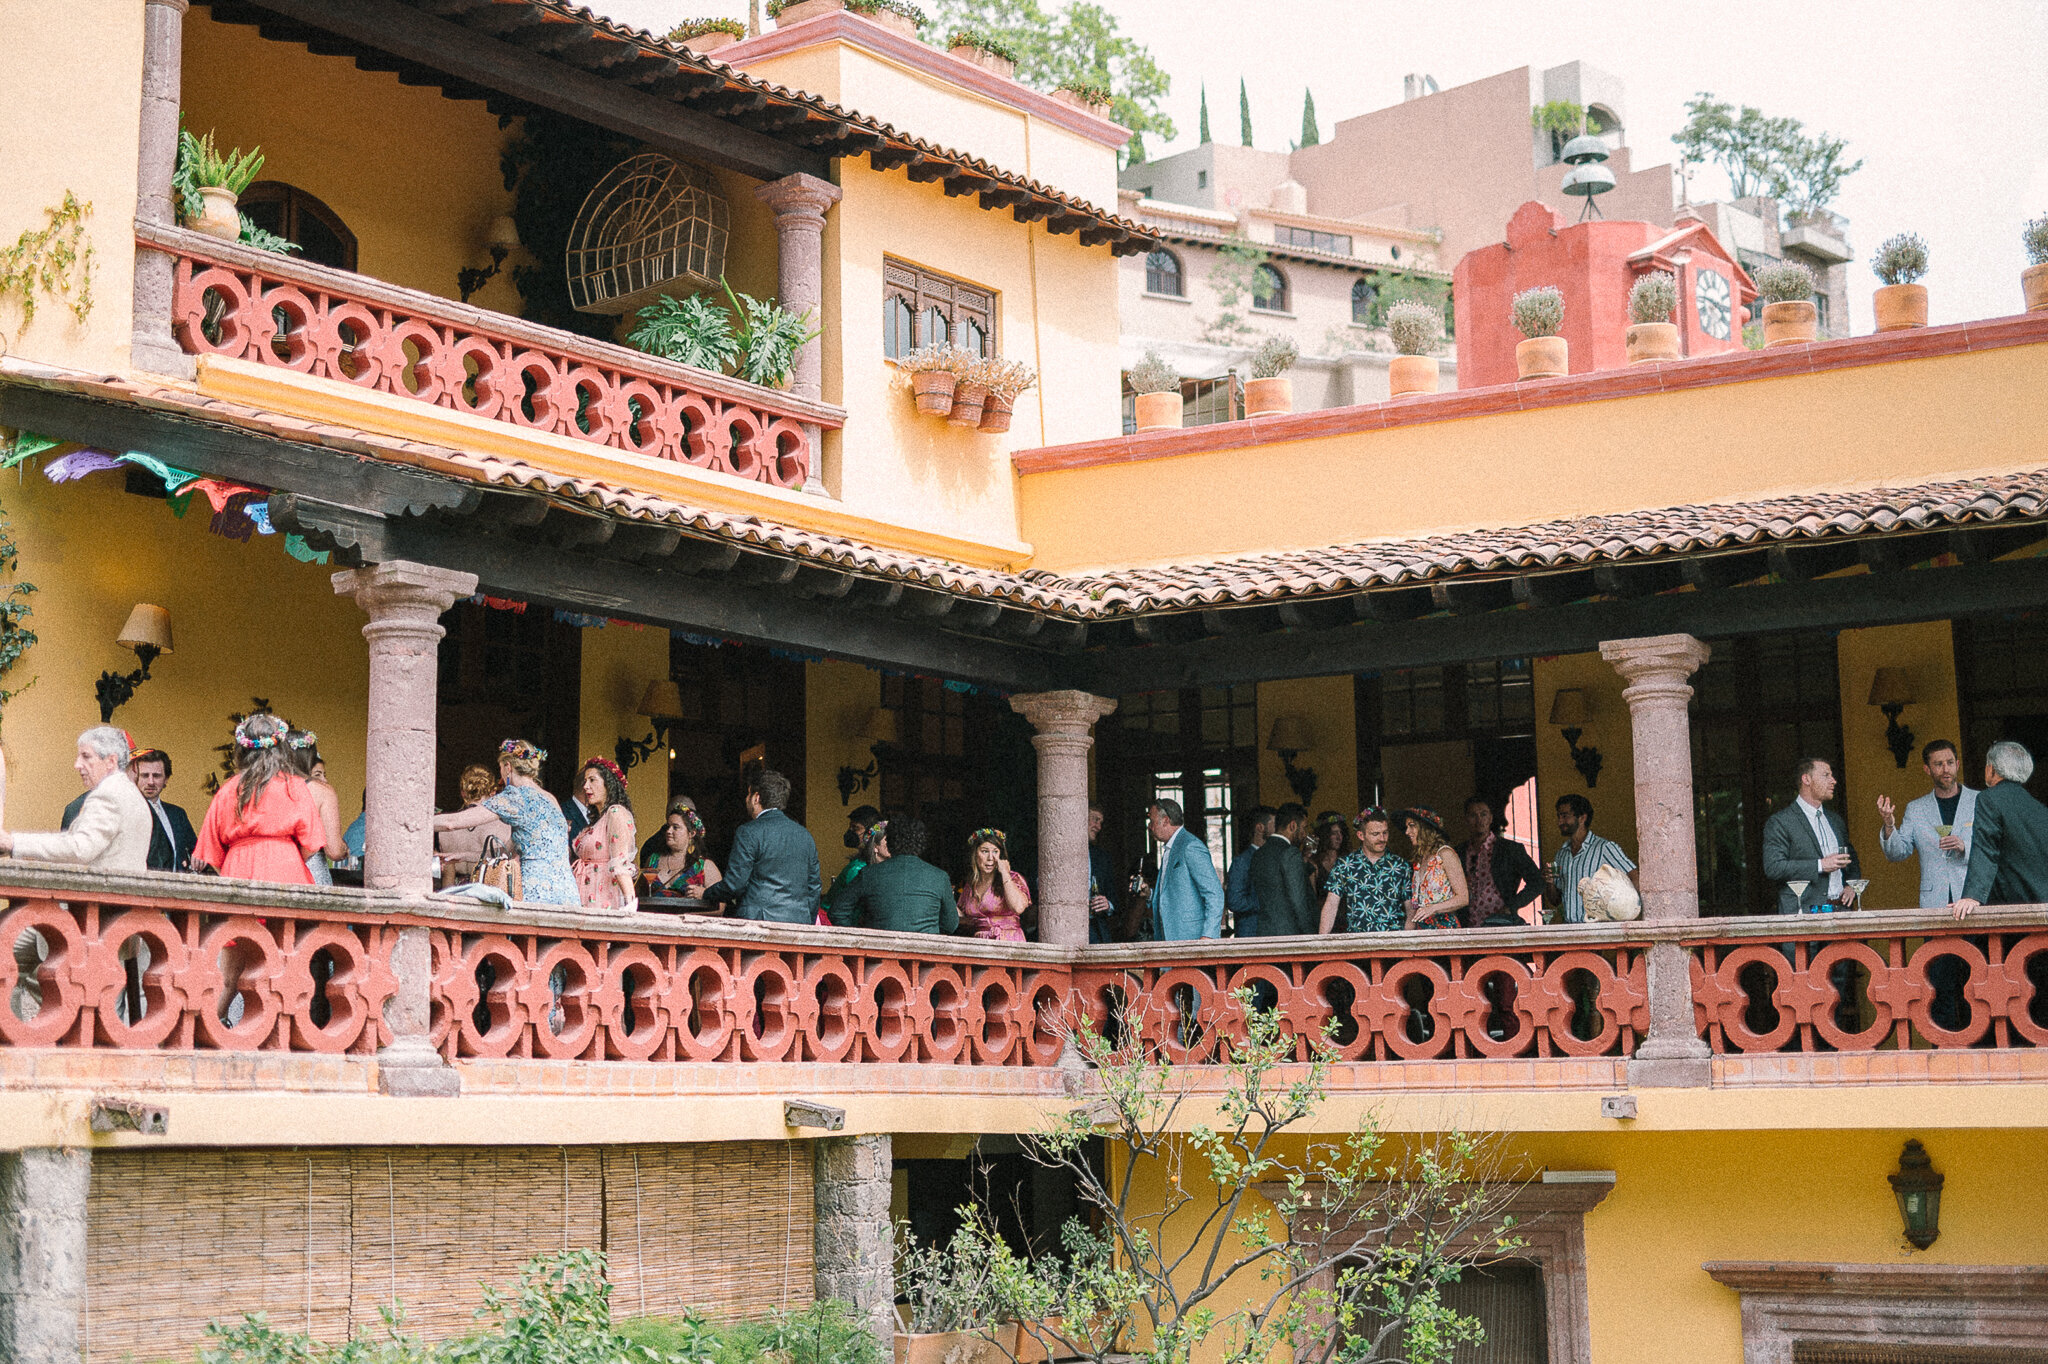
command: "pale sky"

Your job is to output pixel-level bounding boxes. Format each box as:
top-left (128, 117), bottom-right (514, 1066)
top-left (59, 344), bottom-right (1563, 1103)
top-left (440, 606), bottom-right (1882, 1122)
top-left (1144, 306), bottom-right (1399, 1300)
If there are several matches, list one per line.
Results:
top-left (594, 0), bottom-right (2048, 333)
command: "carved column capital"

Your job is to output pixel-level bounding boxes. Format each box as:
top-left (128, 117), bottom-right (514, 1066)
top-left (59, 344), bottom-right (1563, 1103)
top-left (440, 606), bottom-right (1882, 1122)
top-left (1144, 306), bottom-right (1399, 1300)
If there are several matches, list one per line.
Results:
top-left (755, 171), bottom-right (844, 223)
top-left (1009, 690), bottom-right (1118, 738)
top-left (1599, 633), bottom-right (1712, 701)
top-left (333, 560), bottom-right (479, 624)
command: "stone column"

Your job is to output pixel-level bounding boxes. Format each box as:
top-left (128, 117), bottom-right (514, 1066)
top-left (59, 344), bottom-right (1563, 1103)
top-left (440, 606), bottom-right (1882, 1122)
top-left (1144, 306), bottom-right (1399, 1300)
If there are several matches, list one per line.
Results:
top-left (1009, 691), bottom-right (1117, 947)
top-left (0, 1148), bottom-right (89, 1364)
top-left (1599, 633), bottom-right (1713, 1087)
top-left (814, 1135), bottom-right (894, 1351)
top-left (336, 561), bottom-right (476, 1099)
top-left (132, 0), bottom-right (194, 378)
top-left (754, 172), bottom-right (842, 405)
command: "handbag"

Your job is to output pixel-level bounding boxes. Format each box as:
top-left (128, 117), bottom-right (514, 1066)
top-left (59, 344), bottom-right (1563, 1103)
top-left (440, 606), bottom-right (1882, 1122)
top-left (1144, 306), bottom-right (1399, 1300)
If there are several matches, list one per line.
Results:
top-left (477, 835), bottom-right (521, 902)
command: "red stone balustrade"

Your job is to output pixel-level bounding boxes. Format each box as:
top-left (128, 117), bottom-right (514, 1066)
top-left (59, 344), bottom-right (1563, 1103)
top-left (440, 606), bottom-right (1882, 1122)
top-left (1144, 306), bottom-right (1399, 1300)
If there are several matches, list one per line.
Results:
top-left (141, 221), bottom-right (844, 489)
top-left (2, 868), bottom-right (2044, 1068)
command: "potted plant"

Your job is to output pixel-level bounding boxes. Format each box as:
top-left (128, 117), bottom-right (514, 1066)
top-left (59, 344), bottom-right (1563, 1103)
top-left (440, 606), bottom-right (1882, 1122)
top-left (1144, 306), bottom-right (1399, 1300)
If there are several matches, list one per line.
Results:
top-left (947, 29), bottom-right (1016, 77)
top-left (900, 344), bottom-right (965, 415)
top-left (175, 128), bottom-right (264, 242)
top-left (1755, 261), bottom-right (1818, 347)
top-left (2023, 215), bottom-right (2048, 313)
top-left (1625, 270), bottom-right (1681, 363)
top-left (1511, 285), bottom-right (1567, 379)
top-left (949, 355), bottom-right (994, 427)
top-left (1385, 299), bottom-right (1442, 396)
top-left (1129, 351), bottom-right (1182, 432)
top-left (975, 358), bottom-right (1036, 433)
top-left (725, 281), bottom-right (820, 389)
top-left (667, 17), bottom-right (746, 55)
top-left (770, 0), bottom-right (845, 25)
top-left (628, 292), bottom-right (740, 372)
top-left (1243, 335), bottom-right (1298, 417)
top-left (847, 0), bottom-right (924, 38)
top-left (896, 1226), bottom-right (1017, 1364)
top-left (1871, 233), bottom-right (1930, 331)
top-left (1052, 80), bottom-right (1113, 115)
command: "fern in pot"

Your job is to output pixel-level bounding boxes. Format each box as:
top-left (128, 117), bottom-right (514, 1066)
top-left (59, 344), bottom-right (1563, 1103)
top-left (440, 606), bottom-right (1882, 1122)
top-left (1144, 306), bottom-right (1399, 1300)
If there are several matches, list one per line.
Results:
top-left (1871, 233), bottom-right (1930, 332)
top-left (900, 343), bottom-right (967, 416)
top-left (1755, 261), bottom-right (1818, 347)
top-left (1511, 284), bottom-right (1568, 379)
top-left (175, 128), bottom-right (265, 242)
top-left (977, 358), bottom-right (1036, 433)
top-left (1129, 350), bottom-right (1182, 432)
top-left (2024, 215), bottom-right (2048, 313)
top-left (1386, 299), bottom-right (1443, 396)
top-left (1243, 335), bottom-right (1298, 417)
top-left (1625, 270), bottom-right (1681, 364)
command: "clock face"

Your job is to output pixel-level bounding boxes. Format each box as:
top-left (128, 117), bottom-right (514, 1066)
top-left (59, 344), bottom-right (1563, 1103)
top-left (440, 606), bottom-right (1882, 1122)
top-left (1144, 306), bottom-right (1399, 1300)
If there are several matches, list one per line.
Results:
top-left (1696, 269), bottom-right (1732, 340)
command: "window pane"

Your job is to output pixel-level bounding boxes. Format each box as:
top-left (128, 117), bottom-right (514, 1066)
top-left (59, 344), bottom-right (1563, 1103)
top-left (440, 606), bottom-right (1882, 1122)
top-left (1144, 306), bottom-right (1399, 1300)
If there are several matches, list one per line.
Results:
top-left (920, 305), bottom-right (949, 349)
top-left (883, 296), bottom-right (913, 358)
top-left (1351, 278), bottom-right (1376, 323)
top-left (957, 317), bottom-right (987, 356)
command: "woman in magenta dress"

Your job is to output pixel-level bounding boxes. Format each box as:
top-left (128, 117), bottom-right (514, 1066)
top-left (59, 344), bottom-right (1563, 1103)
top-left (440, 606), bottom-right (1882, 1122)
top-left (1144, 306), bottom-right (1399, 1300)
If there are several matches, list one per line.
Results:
top-left (957, 827), bottom-right (1031, 941)
top-left (192, 714), bottom-right (326, 884)
top-left (570, 757), bottom-right (638, 913)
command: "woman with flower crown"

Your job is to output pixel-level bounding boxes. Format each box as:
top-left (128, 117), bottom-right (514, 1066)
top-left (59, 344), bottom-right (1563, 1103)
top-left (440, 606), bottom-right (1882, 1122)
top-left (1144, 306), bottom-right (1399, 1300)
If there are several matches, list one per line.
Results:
top-left (284, 729), bottom-right (348, 886)
top-left (192, 713), bottom-right (327, 883)
top-left (433, 739), bottom-right (577, 906)
top-left (570, 757), bottom-right (638, 913)
top-left (957, 827), bottom-right (1031, 941)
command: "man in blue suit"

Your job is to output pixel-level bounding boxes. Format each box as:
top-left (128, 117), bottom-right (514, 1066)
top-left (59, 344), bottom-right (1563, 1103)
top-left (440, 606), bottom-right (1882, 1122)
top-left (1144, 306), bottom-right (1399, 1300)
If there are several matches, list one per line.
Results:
top-left (706, 769), bottom-right (822, 924)
top-left (1146, 799), bottom-right (1223, 941)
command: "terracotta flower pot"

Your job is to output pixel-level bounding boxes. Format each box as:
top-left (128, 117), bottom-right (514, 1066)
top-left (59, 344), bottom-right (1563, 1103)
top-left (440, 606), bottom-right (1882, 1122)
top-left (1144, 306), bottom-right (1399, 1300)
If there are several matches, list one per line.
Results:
top-left (978, 393), bottom-right (1014, 433)
top-left (911, 371), bottom-right (957, 416)
top-left (895, 1325), bottom-right (1020, 1364)
top-left (1243, 376), bottom-right (1291, 417)
top-left (1388, 354), bottom-right (1438, 397)
top-left (1133, 390), bottom-right (1181, 432)
top-left (950, 44), bottom-right (1016, 78)
top-left (676, 30), bottom-right (739, 55)
top-left (2022, 263), bottom-right (2048, 313)
top-left (1624, 321), bottom-right (1680, 364)
top-left (194, 186), bottom-right (241, 241)
top-left (1514, 335), bottom-right (1568, 380)
top-left (1012, 1320), bottom-right (1068, 1364)
top-left (861, 6), bottom-right (920, 38)
top-left (1761, 300), bottom-right (1818, 347)
top-left (1051, 89), bottom-right (1112, 116)
top-left (1873, 284), bottom-right (1928, 332)
top-left (774, 0), bottom-right (844, 24)
top-left (948, 381), bottom-right (990, 427)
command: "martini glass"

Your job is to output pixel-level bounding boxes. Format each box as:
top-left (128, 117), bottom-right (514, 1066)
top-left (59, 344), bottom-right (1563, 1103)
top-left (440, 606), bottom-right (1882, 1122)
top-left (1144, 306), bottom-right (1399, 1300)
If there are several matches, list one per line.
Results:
top-left (1787, 879), bottom-right (1811, 912)
top-left (1847, 878), bottom-right (1871, 910)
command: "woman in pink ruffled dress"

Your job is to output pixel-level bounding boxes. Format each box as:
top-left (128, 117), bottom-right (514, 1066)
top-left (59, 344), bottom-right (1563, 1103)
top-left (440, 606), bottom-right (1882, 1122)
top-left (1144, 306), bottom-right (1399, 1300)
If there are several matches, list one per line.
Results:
top-left (956, 827), bottom-right (1032, 942)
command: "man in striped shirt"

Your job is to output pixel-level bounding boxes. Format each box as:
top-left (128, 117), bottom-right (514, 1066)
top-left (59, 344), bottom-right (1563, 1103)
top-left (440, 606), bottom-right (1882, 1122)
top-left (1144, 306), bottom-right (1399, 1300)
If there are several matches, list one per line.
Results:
top-left (1544, 794), bottom-right (1636, 924)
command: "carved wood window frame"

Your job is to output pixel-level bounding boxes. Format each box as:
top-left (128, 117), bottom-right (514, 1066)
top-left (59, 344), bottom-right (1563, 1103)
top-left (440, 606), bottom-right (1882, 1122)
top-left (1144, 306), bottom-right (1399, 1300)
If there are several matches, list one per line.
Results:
top-left (1705, 1261), bottom-right (2048, 1364)
top-left (883, 256), bottom-right (996, 358)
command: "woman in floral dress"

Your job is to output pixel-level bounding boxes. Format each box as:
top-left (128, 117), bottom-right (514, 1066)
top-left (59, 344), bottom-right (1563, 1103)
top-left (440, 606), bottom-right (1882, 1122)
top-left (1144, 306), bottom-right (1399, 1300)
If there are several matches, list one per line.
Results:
top-left (432, 740), bottom-right (577, 907)
top-left (570, 757), bottom-right (638, 913)
top-left (1401, 807), bottom-right (1469, 930)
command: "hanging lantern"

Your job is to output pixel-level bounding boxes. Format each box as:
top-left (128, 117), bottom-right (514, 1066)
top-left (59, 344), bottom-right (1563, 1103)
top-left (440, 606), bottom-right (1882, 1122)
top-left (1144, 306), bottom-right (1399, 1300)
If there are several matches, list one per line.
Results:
top-left (1560, 132), bottom-right (1610, 166)
top-left (1887, 1139), bottom-right (1943, 1250)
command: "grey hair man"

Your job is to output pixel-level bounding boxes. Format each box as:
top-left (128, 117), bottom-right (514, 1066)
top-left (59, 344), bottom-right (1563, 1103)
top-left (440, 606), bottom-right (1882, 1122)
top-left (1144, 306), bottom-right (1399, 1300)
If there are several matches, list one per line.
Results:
top-left (1954, 741), bottom-right (2048, 919)
top-left (0, 727), bottom-right (152, 871)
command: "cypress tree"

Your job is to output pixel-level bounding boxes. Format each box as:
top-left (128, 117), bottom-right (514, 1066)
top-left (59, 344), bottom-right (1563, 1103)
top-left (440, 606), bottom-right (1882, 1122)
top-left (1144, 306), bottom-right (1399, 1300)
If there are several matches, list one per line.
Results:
top-left (1198, 84), bottom-right (1211, 144)
top-left (1239, 78), bottom-right (1252, 147)
top-left (1301, 89), bottom-right (1320, 147)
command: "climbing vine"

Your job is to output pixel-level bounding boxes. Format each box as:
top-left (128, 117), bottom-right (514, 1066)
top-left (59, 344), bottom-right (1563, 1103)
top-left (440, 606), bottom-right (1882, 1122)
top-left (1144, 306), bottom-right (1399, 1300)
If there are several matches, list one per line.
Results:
top-left (0, 490), bottom-right (39, 729)
top-left (0, 192), bottom-right (95, 335)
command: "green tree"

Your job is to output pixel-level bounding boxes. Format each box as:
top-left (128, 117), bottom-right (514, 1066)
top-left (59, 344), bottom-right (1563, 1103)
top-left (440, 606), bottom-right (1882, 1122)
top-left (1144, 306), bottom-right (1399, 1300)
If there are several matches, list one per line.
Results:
top-left (1300, 88), bottom-right (1319, 148)
top-left (1202, 238), bottom-right (1267, 345)
top-left (1239, 77), bottom-right (1252, 147)
top-left (1672, 93), bottom-right (1799, 201)
top-left (921, 1), bottom-right (1175, 166)
top-left (1773, 130), bottom-right (1863, 223)
top-left (1198, 83), bottom-right (1211, 145)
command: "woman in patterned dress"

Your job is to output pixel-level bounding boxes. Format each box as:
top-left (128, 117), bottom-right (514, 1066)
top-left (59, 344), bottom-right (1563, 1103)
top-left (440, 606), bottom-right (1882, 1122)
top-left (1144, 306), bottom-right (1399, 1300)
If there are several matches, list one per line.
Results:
top-left (642, 803), bottom-right (721, 898)
top-left (570, 757), bottom-right (638, 913)
top-left (1401, 807), bottom-right (1469, 930)
top-left (432, 740), bottom-right (578, 907)
top-left (957, 828), bottom-right (1031, 941)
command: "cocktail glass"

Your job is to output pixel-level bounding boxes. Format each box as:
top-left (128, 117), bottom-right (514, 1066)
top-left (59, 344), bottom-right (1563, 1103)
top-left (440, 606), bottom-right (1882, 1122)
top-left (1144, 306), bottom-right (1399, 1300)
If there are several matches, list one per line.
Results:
top-left (1787, 879), bottom-right (1811, 911)
top-left (1937, 824), bottom-right (1959, 857)
top-left (1847, 878), bottom-right (1870, 910)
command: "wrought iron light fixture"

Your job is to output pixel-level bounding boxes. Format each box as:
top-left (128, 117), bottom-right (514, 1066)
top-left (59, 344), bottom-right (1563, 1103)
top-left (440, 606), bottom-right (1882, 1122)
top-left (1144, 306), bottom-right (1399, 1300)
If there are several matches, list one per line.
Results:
top-left (457, 215), bottom-right (521, 303)
top-left (1888, 1138), bottom-right (1943, 1249)
top-left (1868, 668), bottom-right (1919, 769)
top-left (1548, 688), bottom-right (1604, 788)
top-left (837, 709), bottom-right (897, 805)
top-left (616, 679), bottom-right (684, 772)
top-left (1267, 716), bottom-right (1319, 806)
top-left (95, 604), bottom-right (172, 722)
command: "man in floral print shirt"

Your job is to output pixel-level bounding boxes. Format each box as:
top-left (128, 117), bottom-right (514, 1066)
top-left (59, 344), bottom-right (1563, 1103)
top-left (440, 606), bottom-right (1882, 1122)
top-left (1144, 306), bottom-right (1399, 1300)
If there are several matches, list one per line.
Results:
top-left (1318, 807), bottom-right (1412, 933)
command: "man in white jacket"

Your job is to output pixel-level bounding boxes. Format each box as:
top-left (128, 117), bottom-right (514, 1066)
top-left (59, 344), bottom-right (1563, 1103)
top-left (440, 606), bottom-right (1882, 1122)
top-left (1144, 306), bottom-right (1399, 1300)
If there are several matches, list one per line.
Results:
top-left (0, 726), bottom-right (152, 871)
top-left (1877, 738), bottom-right (1977, 908)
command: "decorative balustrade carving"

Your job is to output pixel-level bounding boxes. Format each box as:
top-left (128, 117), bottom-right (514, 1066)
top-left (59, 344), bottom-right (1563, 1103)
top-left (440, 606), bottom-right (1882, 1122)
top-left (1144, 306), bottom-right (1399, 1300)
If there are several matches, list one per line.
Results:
top-left (145, 223), bottom-right (841, 490)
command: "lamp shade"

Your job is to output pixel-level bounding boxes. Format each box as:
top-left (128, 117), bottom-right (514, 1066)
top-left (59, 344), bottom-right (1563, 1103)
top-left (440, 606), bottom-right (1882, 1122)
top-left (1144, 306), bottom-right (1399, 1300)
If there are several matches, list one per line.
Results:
top-left (637, 679), bottom-right (685, 718)
top-left (1868, 667), bottom-right (1918, 708)
top-left (1267, 716), bottom-right (1313, 753)
top-left (485, 214), bottom-right (522, 252)
top-left (117, 603), bottom-right (172, 654)
top-left (859, 708), bottom-right (899, 746)
top-left (1548, 688), bottom-right (1589, 727)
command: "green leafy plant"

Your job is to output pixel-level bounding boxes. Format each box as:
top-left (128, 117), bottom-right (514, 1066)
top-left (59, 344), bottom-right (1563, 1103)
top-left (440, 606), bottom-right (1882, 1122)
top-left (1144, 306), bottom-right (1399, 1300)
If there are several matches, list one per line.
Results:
top-left (178, 128), bottom-right (265, 198)
top-left (622, 1299), bottom-right (883, 1364)
top-left (1248, 334), bottom-right (1297, 379)
top-left (2021, 215), bottom-right (2048, 267)
top-left (722, 280), bottom-right (820, 388)
top-left (1628, 270), bottom-right (1678, 325)
top-left (667, 17), bottom-right (746, 40)
top-left (1201, 238), bottom-right (1268, 344)
top-left (0, 491), bottom-right (41, 733)
top-left (0, 191), bottom-right (93, 334)
top-left (948, 28), bottom-right (1017, 61)
top-left (1756, 260), bottom-right (1816, 305)
top-left (897, 1219), bottom-right (1005, 1334)
top-left (1872, 233), bottom-right (1928, 286)
top-left (629, 293), bottom-right (740, 372)
top-left (239, 214), bottom-right (302, 257)
top-left (848, 0), bottom-right (926, 23)
top-left (1529, 100), bottom-right (1584, 136)
top-left (1127, 349), bottom-right (1179, 395)
top-left (1672, 93), bottom-right (1860, 221)
top-left (1385, 299), bottom-right (1441, 356)
top-left (1510, 285), bottom-right (1564, 339)
top-left (1060, 78), bottom-right (1111, 107)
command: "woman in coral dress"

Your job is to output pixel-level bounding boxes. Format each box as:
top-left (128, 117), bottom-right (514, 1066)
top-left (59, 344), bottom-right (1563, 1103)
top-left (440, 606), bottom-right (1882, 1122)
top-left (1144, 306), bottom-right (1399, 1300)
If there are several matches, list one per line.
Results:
top-left (570, 757), bottom-right (639, 913)
top-left (192, 714), bottom-right (326, 884)
top-left (956, 827), bottom-right (1031, 942)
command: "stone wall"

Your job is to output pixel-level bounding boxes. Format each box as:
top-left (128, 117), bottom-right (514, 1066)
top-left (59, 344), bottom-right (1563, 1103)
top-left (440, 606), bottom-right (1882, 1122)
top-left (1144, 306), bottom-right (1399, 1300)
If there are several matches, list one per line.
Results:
top-left (813, 1134), bottom-right (896, 1347)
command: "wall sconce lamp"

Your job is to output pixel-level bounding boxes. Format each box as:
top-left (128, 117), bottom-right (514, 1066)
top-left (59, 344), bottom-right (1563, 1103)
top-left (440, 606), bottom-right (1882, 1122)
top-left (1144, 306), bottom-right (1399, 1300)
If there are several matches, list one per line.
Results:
top-left (1548, 688), bottom-right (1603, 788)
top-left (95, 604), bottom-right (172, 722)
top-left (837, 708), bottom-right (897, 805)
top-left (1888, 1138), bottom-right (1943, 1250)
top-left (457, 215), bottom-right (522, 303)
top-left (1868, 667), bottom-right (1919, 769)
top-left (615, 679), bottom-right (684, 772)
top-left (1267, 716), bottom-right (1319, 806)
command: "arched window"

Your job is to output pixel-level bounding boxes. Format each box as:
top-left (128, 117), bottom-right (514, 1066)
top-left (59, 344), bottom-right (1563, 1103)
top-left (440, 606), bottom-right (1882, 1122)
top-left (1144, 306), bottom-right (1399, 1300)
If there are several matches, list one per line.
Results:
top-left (883, 295), bottom-right (915, 358)
top-left (1145, 249), bottom-right (1183, 297)
top-left (956, 316), bottom-right (988, 357)
top-left (238, 181), bottom-right (357, 271)
top-left (1350, 278), bottom-right (1378, 325)
top-left (919, 304), bottom-right (951, 350)
top-left (1252, 263), bottom-right (1288, 313)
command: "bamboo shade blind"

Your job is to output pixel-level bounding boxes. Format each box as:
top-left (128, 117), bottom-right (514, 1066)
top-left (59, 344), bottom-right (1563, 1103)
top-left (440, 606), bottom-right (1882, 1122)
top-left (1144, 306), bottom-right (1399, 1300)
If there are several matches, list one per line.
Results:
top-left (85, 1142), bottom-right (813, 1364)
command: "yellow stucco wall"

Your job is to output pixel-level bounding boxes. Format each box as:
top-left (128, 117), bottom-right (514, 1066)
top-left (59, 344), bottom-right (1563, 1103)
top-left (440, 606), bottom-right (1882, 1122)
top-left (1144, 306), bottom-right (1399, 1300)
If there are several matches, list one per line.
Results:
top-left (1015, 344), bottom-right (2048, 573)
top-left (1533, 652), bottom-right (1638, 874)
top-left (1836, 621), bottom-right (1963, 911)
top-left (804, 656), bottom-right (881, 885)
top-left (0, 0), bottom-right (143, 375)
top-left (577, 622), bottom-right (673, 826)
top-left (1255, 676), bottom-right (1356, 819)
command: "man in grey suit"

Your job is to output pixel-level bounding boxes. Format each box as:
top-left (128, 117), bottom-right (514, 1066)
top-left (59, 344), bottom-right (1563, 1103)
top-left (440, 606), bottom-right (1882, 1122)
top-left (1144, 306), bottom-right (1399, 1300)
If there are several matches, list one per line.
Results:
top-left (1878, 739), bottom-right (1977, 908)
top-left (1954, 741), bottom-right (2048, 918)
top-left (1145, 799), bottom-right (1223, 941)
top-left (1761, 758), bottom-right (1860, 915)
top-left (706, 769), bottom-right (822, 924)
top-left (1249, 802), bottom-right (1313, 937)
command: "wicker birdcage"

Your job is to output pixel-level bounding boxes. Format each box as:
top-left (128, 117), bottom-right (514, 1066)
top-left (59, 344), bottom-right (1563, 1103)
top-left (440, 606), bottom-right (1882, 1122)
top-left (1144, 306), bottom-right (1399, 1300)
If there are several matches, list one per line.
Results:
top-left (566, 153), bottom-right (730, 314)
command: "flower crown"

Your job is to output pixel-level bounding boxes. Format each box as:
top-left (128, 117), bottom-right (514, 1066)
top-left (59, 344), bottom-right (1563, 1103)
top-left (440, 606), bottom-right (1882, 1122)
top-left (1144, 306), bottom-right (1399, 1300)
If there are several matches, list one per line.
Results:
top-left (234, 716), bottom-right (282, 750)
top-left (287, 730), bottom-right (318, 751)
top-left (1352, 805), bottom-right (1391, 831)
top-left (584, 756), bottom-right (628, 787)
top-left (968, 826), bottom-right (1006, 847)
top-left (500, 739), bottom-right (546, 762)
top-left (679, 806), bottom-right (706, 838)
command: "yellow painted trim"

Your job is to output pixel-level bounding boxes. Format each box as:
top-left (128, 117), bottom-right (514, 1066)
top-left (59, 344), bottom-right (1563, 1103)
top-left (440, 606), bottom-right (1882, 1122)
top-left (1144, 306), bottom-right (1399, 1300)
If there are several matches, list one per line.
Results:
top-left (195, 355), bottom-right (1036, 570)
